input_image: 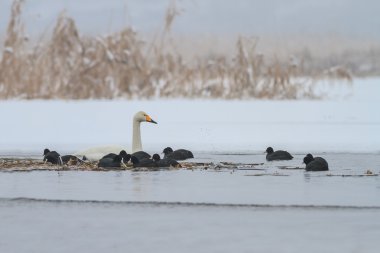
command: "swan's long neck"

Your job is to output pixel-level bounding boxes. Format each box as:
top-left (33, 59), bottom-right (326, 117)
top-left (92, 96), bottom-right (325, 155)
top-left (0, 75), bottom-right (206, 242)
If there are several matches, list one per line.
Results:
top-left (132, 120), bottom-right (142, 152)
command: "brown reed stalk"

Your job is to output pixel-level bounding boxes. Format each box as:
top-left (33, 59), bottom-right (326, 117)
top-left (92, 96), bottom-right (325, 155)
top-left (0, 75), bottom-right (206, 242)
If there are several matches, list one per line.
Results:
top-left (0, 0), bottom-right (361, 100)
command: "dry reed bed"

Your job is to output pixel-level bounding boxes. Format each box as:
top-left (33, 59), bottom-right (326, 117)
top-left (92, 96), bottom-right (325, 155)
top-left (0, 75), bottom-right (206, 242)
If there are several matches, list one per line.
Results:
top-left (0, 0), bottom-right (358, 100)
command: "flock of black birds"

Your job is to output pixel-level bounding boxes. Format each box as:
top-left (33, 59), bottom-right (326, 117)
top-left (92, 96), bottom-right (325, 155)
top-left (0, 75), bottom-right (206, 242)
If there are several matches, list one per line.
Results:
top-left (43, 146), bottom-right (328, 171)
top-left (265, 147), bottom-right (329, 171)
top-left (43, 147), bottom-right (194, 169)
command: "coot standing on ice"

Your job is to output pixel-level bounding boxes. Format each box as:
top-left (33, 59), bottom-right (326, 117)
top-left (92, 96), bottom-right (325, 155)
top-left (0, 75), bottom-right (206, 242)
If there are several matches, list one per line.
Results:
top-left (43, 148), bottom-right (62, 165)
top-left (130, 155), bottom-right (158, 168)
top-left (98, 155), bottom-right (123, 168)
top-left (153, 154), bottom-right (181, 168)
top-left (44, 149), bottom-right (86, 165)
top-left (132, 151), bottom-right (151, 161)
top-left (102, 150), bottom-right (131, 163)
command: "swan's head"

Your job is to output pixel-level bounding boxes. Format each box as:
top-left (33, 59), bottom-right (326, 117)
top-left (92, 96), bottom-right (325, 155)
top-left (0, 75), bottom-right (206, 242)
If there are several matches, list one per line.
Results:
top-left (134, 111), bottom-right (157, 124)
top-left (163, 147), bottom-right (173, 155)
top-left (303, 154), bottom-right (314, 164)
top-left (265, 147), bottom-right (274, 154)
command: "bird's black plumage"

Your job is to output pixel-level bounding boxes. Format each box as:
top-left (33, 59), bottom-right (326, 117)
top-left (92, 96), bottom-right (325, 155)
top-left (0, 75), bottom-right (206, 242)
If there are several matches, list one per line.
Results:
top-left (153, 153), bottom-right (180, 168)
top-left (132, 151), bottom-right (151, 161)
top-left (130, 155), bottom-right (158, 168)
top-left (303, 154), bottom-right (329, 171)
top-left (43, 148), bottom-right (62, 165)
top-left (102, 150), bottom-right (131, 163)
top-left (163, 147), bottom-right (194, 160)
top-left (265, 147), bottom-right (293, 161)
top-left (98, 155), bottom-right (123, 168)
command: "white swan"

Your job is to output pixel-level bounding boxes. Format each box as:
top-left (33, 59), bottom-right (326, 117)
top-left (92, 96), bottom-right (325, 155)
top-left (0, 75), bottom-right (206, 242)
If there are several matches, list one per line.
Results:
top-left (75, 111), bottom-right (157, 160)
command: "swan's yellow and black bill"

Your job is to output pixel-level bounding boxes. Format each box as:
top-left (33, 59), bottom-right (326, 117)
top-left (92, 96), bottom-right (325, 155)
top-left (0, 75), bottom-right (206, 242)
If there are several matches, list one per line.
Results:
top-left (146, 115), bottom-right (157, 124)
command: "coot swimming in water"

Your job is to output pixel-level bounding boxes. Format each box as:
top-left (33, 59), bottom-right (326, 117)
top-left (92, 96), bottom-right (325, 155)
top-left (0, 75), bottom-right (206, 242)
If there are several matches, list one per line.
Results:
top-left (162, 147), bottom-right (193, 160)
top-left (265, 147), bottom-right (293, 161)
top-left (303, 154), bottom-right (329, 171)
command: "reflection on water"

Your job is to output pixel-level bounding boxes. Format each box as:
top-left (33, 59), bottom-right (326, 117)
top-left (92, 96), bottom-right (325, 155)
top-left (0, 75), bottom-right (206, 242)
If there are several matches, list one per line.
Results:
top-left (303, 173), bottom-right (312, 182)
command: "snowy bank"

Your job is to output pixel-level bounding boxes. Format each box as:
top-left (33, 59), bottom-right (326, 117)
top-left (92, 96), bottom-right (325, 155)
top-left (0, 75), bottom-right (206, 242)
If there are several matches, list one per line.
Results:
top-left (0, 78), bottom-right (378, 154)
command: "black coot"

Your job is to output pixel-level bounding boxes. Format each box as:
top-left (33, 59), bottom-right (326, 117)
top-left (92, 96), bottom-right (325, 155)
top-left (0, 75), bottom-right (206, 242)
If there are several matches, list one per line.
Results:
top-left (153, 154), bottom-right (180, 168)
top-left (303, 154), bottom-right (329, 171)
top-left (132, 151), bottom-right (151, 161)
top-left (98, 155), bottom-right (123, 168)
top-left (162, 147), bottom-right (194, 160)
top-left (265, 147), bottom-right (293, 161)
top-left (130, 155), bottom-right (158, 168)
top-left (43, 148), bottom-right (62, 165)
top-left (102, 150), bottom-right (131, 163)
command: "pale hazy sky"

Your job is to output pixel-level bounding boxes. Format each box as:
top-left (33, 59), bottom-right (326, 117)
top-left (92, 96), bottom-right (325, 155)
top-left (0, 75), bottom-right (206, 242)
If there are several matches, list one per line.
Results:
top-left (1, 0), bottom-right (379, 38)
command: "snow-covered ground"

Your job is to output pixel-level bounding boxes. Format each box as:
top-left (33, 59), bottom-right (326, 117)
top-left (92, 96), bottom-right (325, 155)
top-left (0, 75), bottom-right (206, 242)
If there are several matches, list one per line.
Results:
top-left (0, 78), bottom-right (378, 155)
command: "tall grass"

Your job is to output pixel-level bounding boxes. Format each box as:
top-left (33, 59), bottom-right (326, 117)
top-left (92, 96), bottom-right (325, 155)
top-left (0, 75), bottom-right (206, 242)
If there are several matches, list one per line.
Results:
top-left (0, 0), bottom-right (364, 100)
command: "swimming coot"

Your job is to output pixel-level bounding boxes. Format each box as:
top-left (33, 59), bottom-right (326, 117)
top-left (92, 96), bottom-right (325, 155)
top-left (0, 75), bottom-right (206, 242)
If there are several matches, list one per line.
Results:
top-left (265, 147), bottom-right (293, 161)
top-left (162, 147), bottom-right (194, 160)
top-left (98, 155), bottom-right (123, 168)
top-left (303, 154), bottom-right (329, 171)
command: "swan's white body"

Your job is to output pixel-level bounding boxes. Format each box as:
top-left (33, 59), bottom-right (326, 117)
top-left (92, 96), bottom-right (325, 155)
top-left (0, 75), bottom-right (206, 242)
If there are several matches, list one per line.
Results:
top-left (74, 145), bottom-right (126, 161)
top-left (74, 111), bottom-right (157, 161)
